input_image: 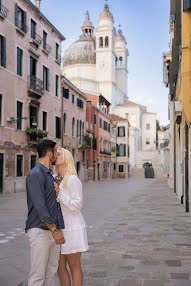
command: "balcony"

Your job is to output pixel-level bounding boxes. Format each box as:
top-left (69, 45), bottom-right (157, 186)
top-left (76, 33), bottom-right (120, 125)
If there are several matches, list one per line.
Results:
top-left (43, 42), bottom-right (51, 54)
top-left (55, 53), bottom-right (61, 64)
top-left (78, 135), bottom-right (91, 149)
top-left (28, 75), bottom-right (44, 98)
top-left (26, 128), bottom-right (48, 145)
top-left (100, 150), bottom-right (111, 156)
top-left (30, 32), bottom-right (42, 46)
top-left (0, 3), bottom-right (8, 19)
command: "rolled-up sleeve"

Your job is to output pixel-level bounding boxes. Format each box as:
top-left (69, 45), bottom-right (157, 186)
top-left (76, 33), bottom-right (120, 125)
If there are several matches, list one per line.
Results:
top-left (57, 175), bottom-right (83, 211)
top-left (26, 173), bottom-right (56, 224)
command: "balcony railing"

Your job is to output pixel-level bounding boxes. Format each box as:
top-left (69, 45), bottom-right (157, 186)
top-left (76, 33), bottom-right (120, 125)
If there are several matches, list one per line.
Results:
top-left (43, 42), bottom-right (51, 54)
top-left (0, 3), bottom-right (8, 18)
top-left (56, 53), bottom-right (61, 63)
top-left (31, 32), bottom-right (42, 46)
top-left (100, 150), bottom-right (111, 156)
top-left (28, 75), bottom-right (44, 96)
top-left (16, 19), bottom-right (27, 33)
top-left (78, 135), bottom-right (91, 149)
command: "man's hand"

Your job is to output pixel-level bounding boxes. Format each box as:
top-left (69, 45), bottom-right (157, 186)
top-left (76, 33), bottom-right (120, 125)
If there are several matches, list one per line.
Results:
top-left (52, 230), bottom-right (65, 244)
top-left (54, 182), bottom-right (59, 197)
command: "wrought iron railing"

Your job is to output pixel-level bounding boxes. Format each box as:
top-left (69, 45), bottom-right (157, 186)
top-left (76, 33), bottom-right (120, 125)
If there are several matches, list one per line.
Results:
top-left (0, 3), bottom-right (8, 18)
top-left (31, 32), bottom-right (42, 45)
top-left (43, 42), bottom-right (51, 54)
top-left (100, 150), bottom-right (111, 156)
top-left (28, 76), bottom-right (44, 94)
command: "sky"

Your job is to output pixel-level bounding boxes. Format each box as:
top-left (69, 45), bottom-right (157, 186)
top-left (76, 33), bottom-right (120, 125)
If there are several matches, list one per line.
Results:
top-left (31, 0), bottom-right (170, 126)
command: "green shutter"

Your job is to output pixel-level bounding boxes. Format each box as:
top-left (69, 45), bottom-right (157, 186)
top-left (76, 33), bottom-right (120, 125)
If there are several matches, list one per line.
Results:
top-left (17, 47), bottom-right (20, 75)
top-left (1, 36), bottom-right (6, 68)
top-left (124, 144), bottom-right (126, 156)
top-left (47, 68), bottom-right (49, 91)
top-left (15, 3), bottom-right (18, 27)
top-left (23, 10), bottom-right (26, 33)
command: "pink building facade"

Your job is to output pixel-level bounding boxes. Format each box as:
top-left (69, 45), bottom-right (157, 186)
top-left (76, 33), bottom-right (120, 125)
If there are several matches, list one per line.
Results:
top-left (61, 76), bottom-right (88, 181)
top-left (0, 0), bottom-right (65, 192)
top-left (86, 94), bottom-right (111, 181)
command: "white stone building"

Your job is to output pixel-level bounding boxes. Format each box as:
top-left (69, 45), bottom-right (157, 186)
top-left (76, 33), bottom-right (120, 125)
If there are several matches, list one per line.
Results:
top-left (62, 3), bottom-right (157, 171)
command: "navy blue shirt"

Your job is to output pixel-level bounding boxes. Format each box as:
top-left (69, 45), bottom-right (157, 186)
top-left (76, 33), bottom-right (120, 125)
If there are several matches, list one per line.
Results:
top-left (25, 162), bottom-right (64, 231)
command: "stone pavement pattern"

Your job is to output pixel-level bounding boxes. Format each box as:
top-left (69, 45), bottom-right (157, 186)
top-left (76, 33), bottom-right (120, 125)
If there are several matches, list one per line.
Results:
top-left (0, 169), bottom-right (191, 286)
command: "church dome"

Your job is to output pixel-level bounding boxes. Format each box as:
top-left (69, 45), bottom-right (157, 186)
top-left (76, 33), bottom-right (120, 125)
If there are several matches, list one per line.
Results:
top-left (63, 12), bottom-right (96, 67)
top-left (99, 4), bottom-right (114, 26)
top-left (63, 38), bottom-right (96, 66)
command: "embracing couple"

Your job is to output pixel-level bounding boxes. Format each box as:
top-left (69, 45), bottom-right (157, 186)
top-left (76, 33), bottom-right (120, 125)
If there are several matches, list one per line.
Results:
top-left (25, 139), bottom-right (88, 286)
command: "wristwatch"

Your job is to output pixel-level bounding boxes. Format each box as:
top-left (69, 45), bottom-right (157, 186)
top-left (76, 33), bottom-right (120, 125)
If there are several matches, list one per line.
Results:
top-left (51, 227), bottom-right (59, 235)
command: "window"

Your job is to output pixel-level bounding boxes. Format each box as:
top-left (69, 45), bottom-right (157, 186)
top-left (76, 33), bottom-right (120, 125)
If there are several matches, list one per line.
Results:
top-left (105, 36), bottom-right (109, 48)
top-left (63, 88), bottom-right (69, 98)
top-left (94, 113), bottom-right (96, 125)
top-left (31, 155), bottom-right (36, 170)
top-left (30, 56), bottom-right (37, 77)
top-left (56, 116), bottom-right (61, 138)
top-left (56, 43), bottom-right (59, 60)
top-left (118, 126), bottom-right (125, 137)
top-left (77, 98), bottom-right (83, 109)
top-left (0, 94), bottom-right (3, 125)
top-left (16, 101), bottom-right (23, 130)
top-left (77, 120), bottom-right (79, 138)
top-left (115, 57), bottom-right (118, 66)
top-left (93, 137), bottom-right (97, 150)
top-left (99, 37), bottom-right (103, 48)
top-left (72, 118), bottom-right (75, 137)
top-left (103, 121), bottom-right (108, 131)
top-left (55, 75), bottom-right (59, 97)
top-left (99, 118), bottom-right (102, 128)
top-left (42, 111), bottom-right (47, 131)
top-left (114, 163), bottom-right (116, 171)
top-left (43, 30), bottom-right (47, 50)
top-left (119, 144), bottom-right (126, 156)
top-left (63, 113), bottom-right (66, 134)
top-left (15, 4), bottom-right (27, 33)
top-left (183, 0), bottom-right (191, 11)
top-left (118, 165), bottom-right (124, 173)
top-left (108, 123), bottom-right (110, 132)
top-left (146, 123), bottom-right (150, 130)
top-left (103, 162), bottom-right (107, 172)
top-left (146, 138), bottom-right (150, 145)
top-left (31, 19), bottom-right (36, 39)
top-left (0, 35), bottom-right (6, 68)
top-left (119, 56), bottom-right (123, 67)
top-left (17, 155), bottom-right (23, 177)
top-left (43, 66), bottom-right (49, 91)
top-left (17, 47), bottom-right (23, 76)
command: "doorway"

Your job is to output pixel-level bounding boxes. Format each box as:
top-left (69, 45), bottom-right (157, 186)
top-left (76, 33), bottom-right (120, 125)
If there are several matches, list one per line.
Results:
top-left (185, 122), bottom-right (189, 212)
top-left (0, 154), bottom-right (4, 192)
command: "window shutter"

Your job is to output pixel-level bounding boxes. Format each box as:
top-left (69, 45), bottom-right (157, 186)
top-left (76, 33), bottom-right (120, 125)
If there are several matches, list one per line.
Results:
top-left (15, 3), bottom-right (19, 27)
top-left (123, 127), bottom-right (125, 136)
top-left (1, 36), bottom-right (6, 68)
top-left (118, 127), bottom-right (119, 136)
top-left (124, 144), bottom-right (126, 156)
top-left (47, 68), bottom-right (49, 91)
top-left (17, 47), bottom-right (20, 75)
top-left (23, 11), bottom-right (27, 33)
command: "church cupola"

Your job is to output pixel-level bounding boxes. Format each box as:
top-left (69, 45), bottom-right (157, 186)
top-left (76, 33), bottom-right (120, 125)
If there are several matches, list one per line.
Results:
top-left (99, 3), bottom-right (114, 27)
top-left (81, 11), bottom-right (94, 39)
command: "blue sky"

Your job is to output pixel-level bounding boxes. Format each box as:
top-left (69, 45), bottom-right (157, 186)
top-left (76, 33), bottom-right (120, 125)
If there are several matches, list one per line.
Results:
top-left (31, 0), bottom-right (170, 126)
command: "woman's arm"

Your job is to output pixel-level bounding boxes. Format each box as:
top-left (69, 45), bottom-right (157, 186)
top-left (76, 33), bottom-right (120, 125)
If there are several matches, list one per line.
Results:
top-left (57, 175), bottom-right (83, 211)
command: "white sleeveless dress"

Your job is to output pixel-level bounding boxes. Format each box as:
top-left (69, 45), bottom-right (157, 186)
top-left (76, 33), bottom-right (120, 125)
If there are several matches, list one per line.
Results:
top-left (56, 174), bottom-right (88, 254)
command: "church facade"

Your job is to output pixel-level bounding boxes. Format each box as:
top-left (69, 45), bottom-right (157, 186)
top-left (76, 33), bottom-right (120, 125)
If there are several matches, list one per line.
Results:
top-left (62, 4), bottom-right (158, 172)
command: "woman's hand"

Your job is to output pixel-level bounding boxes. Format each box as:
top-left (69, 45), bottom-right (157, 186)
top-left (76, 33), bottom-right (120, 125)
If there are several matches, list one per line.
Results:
top-left (54, 182), bottom-right (60, 197)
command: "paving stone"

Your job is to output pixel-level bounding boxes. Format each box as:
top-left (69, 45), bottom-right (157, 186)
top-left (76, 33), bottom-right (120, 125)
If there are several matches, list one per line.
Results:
top-left (165, 260), bottom-right (182, 267)
top-left (118, 278), bottom-right (143, 286)
top-left (143, 280), bottom-right (167, 286)
top-left (170, 273), bottom-right (190, 279)
top-left (173, 280), bottom-right (191, 286)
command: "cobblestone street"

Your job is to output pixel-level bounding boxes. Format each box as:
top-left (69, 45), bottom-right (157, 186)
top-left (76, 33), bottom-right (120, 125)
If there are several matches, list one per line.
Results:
top-left (0, 170), bottom-right (191, 286)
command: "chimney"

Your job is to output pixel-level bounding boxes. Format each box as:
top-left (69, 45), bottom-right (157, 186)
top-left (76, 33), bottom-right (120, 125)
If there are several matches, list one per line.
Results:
top-left (35, 0), bottom-right (41, 9)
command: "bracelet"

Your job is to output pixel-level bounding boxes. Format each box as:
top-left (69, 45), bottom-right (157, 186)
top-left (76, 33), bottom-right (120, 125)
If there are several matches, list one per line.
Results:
top-left (51, 228), bottom-right (59, 235)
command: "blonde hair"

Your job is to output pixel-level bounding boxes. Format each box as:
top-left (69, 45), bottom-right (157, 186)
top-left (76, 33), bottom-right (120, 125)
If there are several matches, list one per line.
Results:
top-left (56, 148), bottom-right (77, 189)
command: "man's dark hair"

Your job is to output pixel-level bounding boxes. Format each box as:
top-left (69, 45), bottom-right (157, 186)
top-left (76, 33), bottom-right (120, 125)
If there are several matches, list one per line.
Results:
top-left (37, 139), bottom-right (56, 158)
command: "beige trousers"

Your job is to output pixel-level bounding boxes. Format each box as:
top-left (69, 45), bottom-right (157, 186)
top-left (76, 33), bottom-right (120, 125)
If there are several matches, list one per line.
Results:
top-left (27, 228), bottom-right (60, 286)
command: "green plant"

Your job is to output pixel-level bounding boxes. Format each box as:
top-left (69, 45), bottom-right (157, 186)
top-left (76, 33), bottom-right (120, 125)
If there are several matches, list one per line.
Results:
top-left (25, 127), bottom-right (48, 137)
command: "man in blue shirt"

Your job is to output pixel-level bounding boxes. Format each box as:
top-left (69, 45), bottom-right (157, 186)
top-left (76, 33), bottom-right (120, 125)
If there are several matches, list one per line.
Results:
top-left (26, 139), bottom-right (65, 286)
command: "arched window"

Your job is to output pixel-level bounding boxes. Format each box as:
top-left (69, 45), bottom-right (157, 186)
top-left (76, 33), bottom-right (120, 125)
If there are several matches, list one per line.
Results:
top-left (99, 37), bottom-right (103, 48)
top-left (63, 113), bottom-right (66, 134)
top-left (105, 36), bottom-right (109, 48)
top-left (72, 118), bottom-right (75, 137)
top-left (118, 56), bottom-right (123, 67)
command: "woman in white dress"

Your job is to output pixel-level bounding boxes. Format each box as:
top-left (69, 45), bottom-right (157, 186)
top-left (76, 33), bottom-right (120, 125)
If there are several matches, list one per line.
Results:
top-left (54, 148), bottom-right (88, 286)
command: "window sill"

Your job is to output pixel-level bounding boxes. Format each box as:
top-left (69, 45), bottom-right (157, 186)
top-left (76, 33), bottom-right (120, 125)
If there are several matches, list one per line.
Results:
top-left (42, 48), bottom-right (50, 55)
top-left (55, 59), bottom-right (61, 65)
top-left (15, 26), bottom-right (26, 36)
